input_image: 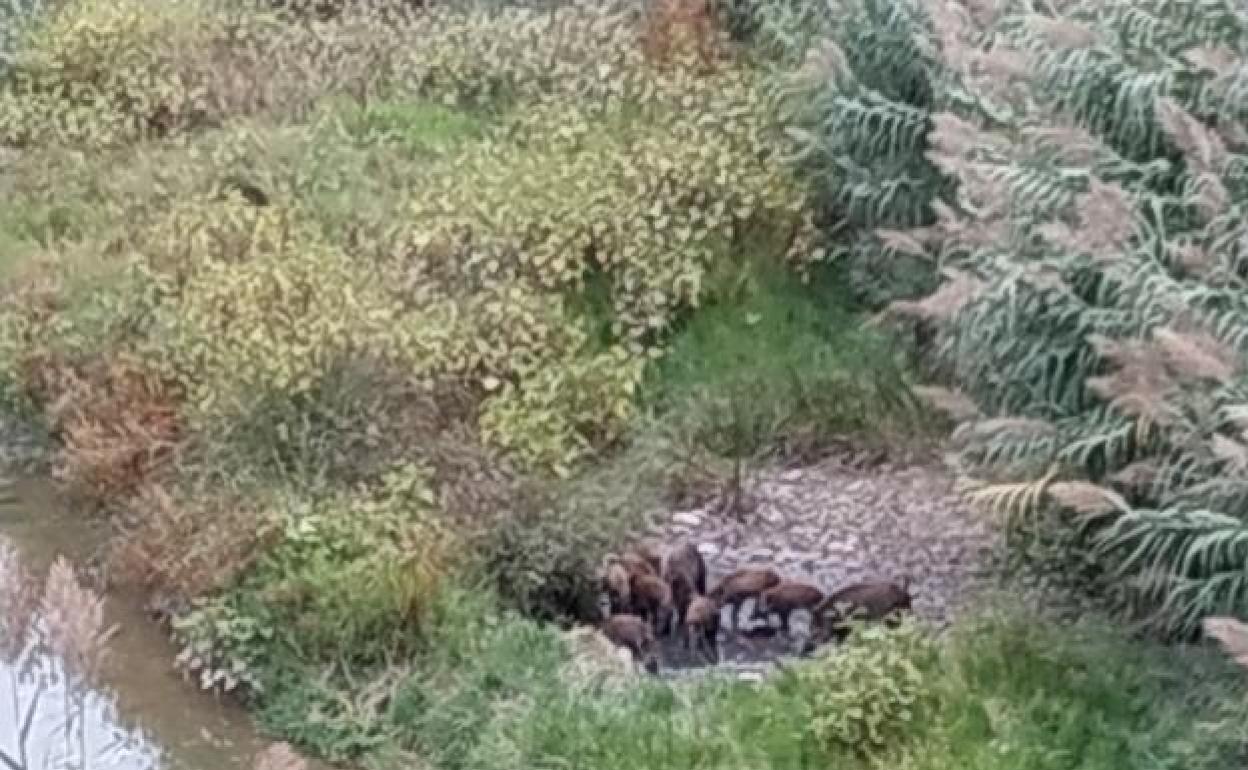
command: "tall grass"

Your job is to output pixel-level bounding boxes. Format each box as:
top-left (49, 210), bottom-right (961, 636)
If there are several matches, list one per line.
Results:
top-left (768, 0), bottom-right (1248, 636)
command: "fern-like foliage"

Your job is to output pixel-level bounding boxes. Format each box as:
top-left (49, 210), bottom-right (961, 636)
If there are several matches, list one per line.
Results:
top-left (777, 0), bottom-right (1248, 635)
top-left (758, 0), bottom-right (948, 306)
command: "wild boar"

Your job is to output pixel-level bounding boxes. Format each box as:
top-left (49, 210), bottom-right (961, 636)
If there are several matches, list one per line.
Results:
top-left (708, 567), bottom-right (781, 631)
top-left (620, 551), bottom-right (658, 579)
top-left (683, 593), bottom-right (720, 663)
top-left (634, 539), bottom-right (666, 575)
top-left (813, 578), bottom-right (914, 642)
top-left (754, 581), bottom-right (825, 637)
top-left (599, 561), bottom-right (632, 614)
top-left (630, 572), bottom-right (675, 634)
top-left (662, 541), bottom-right (707, 633)
top-left (600, 613), bottom-right (659, 673)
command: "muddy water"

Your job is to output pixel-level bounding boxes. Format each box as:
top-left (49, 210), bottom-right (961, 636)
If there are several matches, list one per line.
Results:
top-left (0, 477), bottom-right (319, 770)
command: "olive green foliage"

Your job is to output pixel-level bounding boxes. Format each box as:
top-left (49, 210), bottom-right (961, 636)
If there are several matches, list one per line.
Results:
top-left (799, 623), bottom-right (935, 756)
top-left (0, 0), bottom-right (274, 146)
top-left (2, 0), bottom-right (823, 479)
top-left (652, 260), bottom-right (925, 458)
top-left (774, 0), bottom-right (1248, 636)
top-left (0, 3), bottom-right (860, 754)
top-left (171, 464), bottom-right (452, 695)
top-left (370, 605), bottom-right (1242, 770)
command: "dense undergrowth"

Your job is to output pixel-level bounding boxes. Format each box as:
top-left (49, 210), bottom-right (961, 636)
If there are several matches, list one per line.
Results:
top-left (0, 0), bottom-right (1246, 766)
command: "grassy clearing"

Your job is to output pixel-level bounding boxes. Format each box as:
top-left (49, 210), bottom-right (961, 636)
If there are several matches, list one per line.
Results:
top-left (649, 256), bottom-right (926, 461)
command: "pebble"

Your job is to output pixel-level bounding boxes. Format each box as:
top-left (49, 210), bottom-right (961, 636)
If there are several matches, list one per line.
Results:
top-left (672, 511), bottom-right (703, 528)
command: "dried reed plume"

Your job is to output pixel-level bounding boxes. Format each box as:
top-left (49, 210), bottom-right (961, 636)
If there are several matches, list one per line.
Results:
top-left (1203, 616), bottom-right (1248, 671)
top-left (1182, 45), bottom-right (1239, 78)
top-left (1152, 326), bottom-right (1237, 384)
top-left (1110, 460), bottom-right (1159, 492)
top-left (255, 742), bottom-right (309, 770)
top-left (912, 386), bottom-right (981, 423)
top-left (0, 536), bottom-right (39, 664)
top-left (1208, 434), bottom-right (1248, 472)
top-left (926, 0), bottom-right (975, 73)
top-left (1086, 335), bottom-right (1180, 428)
top-left (931, 199), bottom-right (1010, 248)
top-left (971, 44), bottom-right (1031, 82)
top-left (1047, 481), bottom-right (1127, 518)
top-left (953, 416), bottom-right (1057, 445)
top-left (887, 269), bottom-right (985, 322)
top-left (801, 38), bottom-right (850, 84)
top-left (1192, 173), bottom-right (1230, 221)
top-left (1023, 121), bottom-right (1103, 166)
top-left (1156, 97), bottom-right (1228, 175)
top-left (1025, 14), bottom-right (1099, 50)
top-left (929, 112), bottom-right (1009, 158)
top-left (1073, 178), bottom-right (1136, 260)
top-left (874, 228), bottom-right (930, 259)
top-left (40, 557), bottom-right (114, 688)
top-left (1216, 120), bottom-right (1248, 149)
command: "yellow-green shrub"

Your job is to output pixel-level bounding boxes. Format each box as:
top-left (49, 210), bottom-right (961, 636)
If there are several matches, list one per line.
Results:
top-left (0, 1), bottom-right (827, 481)
top-left (479, 345), bottom-right (648, 475)
top-left (134, 203), bottom-right (411, 424)
top-left (172, 462), bottom-right (455, 689)
top-left (0, 0), bottom-right (265, 146)
top-left (390, 1), bottom-right (647, 109)
top-left (798, 623), bottom-right (936, 758)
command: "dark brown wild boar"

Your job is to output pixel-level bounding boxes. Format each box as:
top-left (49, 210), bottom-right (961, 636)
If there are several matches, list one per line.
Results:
top-left (600, 613), bottom-right (659, 673)
top-left (813, 578), bottom-right (913, 642)
top-left (662, 541), bottom-right (707, 633)
top-left (620, 551), bottom-right (658, 579)
top-left (708, 567), bottom-right (781, 630)
top-left (754, 581), bottom-right (825, 637)
top-left (634, 539), bottom-right (665, 575)
top-left (630, 572), bottom-right (675, 633)
top-left (683, 594), bottom-right (719, 663)
top-left (599, 561), bottom-right (632, 614)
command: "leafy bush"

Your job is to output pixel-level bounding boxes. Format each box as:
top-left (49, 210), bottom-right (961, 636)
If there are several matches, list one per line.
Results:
top-left (0, 0), bottom-right (269, 146)
top-left (797, 623), bottom-right (935, 757)
top-left (776, 0), bottom-right (1248, 636)
top-left (171, 463), bottom-right (455, 695)
top-left (0, 0), bottom-right (47, 75)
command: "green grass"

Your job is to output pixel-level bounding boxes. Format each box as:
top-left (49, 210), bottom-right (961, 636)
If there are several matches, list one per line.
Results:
top-left (272, 589), bottom-right (1243, 770)
top-left (336, 98), bottom-right (487, 154)
top-left (646, 253), bottom-right (928, 459)
top-left (906, 611), bottom-right (1247, 770)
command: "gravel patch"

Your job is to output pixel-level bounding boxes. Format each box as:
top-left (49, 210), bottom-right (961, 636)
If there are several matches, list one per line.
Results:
top-left (637, 453), bottom-right (1007, 676)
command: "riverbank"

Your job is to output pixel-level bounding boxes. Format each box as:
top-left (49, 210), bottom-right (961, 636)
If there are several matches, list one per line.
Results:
top-left (0, 474), bottom-right (331, 770)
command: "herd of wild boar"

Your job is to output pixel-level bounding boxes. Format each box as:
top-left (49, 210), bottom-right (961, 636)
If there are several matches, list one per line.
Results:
top-left (596, 538), bottom-right (913, 673)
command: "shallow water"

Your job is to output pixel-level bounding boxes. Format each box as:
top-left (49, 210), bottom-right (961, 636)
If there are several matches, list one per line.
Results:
top-left (0, 477), bottom-right (319, 770)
